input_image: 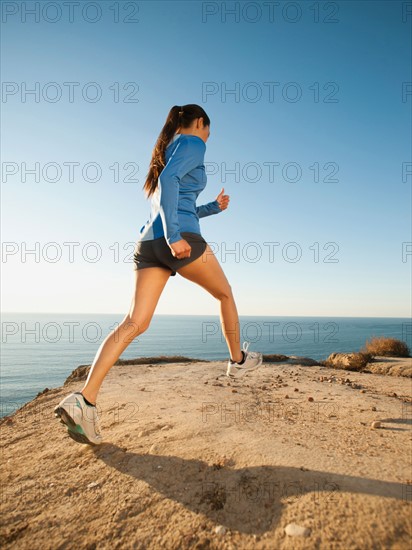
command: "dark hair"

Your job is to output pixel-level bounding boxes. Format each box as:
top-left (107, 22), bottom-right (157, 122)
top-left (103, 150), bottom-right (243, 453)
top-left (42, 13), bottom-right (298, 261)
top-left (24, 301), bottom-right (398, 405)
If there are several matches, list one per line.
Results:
top-left (143, 104), bottom-right (210, 198)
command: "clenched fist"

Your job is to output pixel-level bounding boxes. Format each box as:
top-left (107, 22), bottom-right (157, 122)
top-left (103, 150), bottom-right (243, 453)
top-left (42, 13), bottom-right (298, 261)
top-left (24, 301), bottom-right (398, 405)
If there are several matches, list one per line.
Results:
top-left (170, 239), bottom-right (192, 259)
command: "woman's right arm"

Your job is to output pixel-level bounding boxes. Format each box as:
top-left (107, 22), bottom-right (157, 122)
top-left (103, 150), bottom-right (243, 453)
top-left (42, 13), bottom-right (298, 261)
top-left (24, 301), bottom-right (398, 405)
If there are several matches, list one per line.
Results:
top-left (158, 138), bottom-right (206, 246)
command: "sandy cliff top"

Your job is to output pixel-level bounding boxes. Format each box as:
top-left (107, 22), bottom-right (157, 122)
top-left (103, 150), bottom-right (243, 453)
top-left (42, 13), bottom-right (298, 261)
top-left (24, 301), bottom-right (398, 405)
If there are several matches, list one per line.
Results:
top-left (1, 359), bottom-right (411, 549)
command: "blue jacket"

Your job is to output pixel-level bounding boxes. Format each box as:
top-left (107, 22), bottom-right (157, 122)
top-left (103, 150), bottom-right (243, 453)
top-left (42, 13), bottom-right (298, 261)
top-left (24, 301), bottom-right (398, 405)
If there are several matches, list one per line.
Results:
top-left (138, 134), bottom-right (221, 245)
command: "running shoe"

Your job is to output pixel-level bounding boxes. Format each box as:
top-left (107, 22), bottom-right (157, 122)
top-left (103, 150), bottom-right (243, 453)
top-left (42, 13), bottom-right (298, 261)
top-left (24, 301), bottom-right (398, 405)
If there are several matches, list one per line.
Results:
top-left (226, 341), bottom-right (263, 379)
top-left (54, 392), bottom-right (103, 445)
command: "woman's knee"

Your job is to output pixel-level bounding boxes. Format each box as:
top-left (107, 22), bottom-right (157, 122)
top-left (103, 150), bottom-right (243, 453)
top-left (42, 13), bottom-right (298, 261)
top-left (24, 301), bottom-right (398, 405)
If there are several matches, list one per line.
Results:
top-left (216, 283), bottom-right (234, 302)
top-left (122, 315), bottom-right (151, 336)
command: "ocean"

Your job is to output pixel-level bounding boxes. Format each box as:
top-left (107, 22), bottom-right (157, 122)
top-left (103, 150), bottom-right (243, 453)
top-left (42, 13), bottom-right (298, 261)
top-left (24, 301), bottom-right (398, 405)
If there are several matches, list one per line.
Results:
top-left (1, 313), bottom-right (410, 418)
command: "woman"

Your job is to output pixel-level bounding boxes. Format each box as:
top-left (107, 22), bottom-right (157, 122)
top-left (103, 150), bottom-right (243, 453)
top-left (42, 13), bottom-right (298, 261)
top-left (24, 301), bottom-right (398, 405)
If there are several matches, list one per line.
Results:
top-left (54, 104), bottom-right (263, 445)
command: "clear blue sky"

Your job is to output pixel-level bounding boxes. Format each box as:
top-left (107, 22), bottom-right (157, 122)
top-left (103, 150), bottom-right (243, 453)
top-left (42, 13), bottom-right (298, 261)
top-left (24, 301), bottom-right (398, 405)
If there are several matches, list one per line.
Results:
top-left (1, 1), bottom-right (411, 317)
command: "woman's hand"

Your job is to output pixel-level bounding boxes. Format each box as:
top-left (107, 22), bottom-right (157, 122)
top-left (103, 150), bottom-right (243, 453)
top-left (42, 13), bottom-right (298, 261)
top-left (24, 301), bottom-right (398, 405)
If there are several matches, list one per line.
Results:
top-left (170, 238), bottom-right (192, 259)
top-left (215, 187), bottom-right (230, 211)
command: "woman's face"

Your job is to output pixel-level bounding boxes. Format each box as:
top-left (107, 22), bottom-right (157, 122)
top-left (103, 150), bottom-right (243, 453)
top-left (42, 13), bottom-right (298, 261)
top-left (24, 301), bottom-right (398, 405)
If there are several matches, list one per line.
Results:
top-left (201, 123), bottom-right (211, 143)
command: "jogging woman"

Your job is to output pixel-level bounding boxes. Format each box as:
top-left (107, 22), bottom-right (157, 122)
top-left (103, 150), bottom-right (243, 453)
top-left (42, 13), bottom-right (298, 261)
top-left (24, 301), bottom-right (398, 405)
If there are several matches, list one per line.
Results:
top-left (54, 104), bottom-right (263, 445)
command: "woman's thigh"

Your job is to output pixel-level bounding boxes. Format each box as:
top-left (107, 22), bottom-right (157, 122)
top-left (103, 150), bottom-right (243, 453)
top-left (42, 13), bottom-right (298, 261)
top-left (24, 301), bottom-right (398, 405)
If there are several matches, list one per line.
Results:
top-left (175, 243), bottom-right (232, 300)
top-left (127, 267), bottom-right (172, 332)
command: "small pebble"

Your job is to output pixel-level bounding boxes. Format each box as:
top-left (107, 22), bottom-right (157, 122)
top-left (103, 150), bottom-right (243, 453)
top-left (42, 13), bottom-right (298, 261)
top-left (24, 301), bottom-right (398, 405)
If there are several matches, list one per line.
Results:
top-left (371, 421), bottom-right (381, 429)
top-left (308, 397), bottom-right (314, 402)
top-left (284, 523), bottom-right (311, 537)
top-left (294, 388), bottom-right (299, 392)
top-left (232, 389), bottom-right (238, 393)
top-left (360, 389), bottom-right (366, 393)
top-left (284, 395), bottom-right (289, 399)
top-left (371, 406), bottom-right (377, 411)
top-left (87, 482), bottom-right (99, 489)
top-left (214, 525), bottom-right (226, 535)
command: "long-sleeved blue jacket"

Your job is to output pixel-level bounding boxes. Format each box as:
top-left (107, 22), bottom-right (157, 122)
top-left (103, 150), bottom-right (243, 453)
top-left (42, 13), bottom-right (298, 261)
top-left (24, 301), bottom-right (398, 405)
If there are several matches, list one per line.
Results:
top-left (138, 133), bottom-right (221, 245)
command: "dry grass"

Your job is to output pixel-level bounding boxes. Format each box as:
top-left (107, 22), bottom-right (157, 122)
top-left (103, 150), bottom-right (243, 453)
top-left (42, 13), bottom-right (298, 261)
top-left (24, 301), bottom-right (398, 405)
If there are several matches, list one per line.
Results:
top-left (361, 336), bottom-right (410, 358)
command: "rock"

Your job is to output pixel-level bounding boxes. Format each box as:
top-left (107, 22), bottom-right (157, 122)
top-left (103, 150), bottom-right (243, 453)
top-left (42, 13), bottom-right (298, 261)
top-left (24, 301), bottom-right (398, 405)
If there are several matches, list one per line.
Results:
top-left (87, 482), bottom-right (99, 488)
top-left (284, 523), bottom-right (311, 537)
top-left (308, 397), bottom-right (314, 402)
top-left (371, 406), bottom-right (377, 411)
top-left (363, 357), bottom-right (412, 378)
top-left (371, 421), bottom-right (381, 429)
top-left (325, 352), bottom-right (374, 372)
top-left (64, 365), bottom-right (91, 385)
top-left (327, 353), bottom-right (355, 367)
top-left (287, 356), bottom-right (319, 366)
top-left (214, 525), bottom-right (226, 535)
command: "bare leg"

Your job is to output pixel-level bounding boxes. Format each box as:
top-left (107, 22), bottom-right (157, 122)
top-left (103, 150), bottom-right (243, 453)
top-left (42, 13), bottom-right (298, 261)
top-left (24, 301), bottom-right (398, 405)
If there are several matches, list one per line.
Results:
top-left (80, 267), bottom-right (172, 404)
top-left (176, 244), bottom-right (243, 363)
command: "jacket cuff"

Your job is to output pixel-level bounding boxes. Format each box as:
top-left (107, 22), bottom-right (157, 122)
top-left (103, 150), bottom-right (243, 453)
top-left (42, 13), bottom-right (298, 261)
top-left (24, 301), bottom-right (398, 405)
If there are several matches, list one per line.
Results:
top-left (167, 232), bottom-right (182, 246)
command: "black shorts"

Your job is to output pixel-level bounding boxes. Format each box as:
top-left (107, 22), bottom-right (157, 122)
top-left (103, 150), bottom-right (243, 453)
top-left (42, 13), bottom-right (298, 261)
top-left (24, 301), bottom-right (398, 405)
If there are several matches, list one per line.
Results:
top-left (133, 232), bottom-right (208, 276)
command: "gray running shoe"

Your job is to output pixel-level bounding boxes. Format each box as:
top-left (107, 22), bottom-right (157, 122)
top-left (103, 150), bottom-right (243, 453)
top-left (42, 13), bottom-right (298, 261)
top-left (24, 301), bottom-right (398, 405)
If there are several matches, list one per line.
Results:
top-left (54, 392), bottom-right (103, 445)
top-left (226, 341), bottom-right (263, 379)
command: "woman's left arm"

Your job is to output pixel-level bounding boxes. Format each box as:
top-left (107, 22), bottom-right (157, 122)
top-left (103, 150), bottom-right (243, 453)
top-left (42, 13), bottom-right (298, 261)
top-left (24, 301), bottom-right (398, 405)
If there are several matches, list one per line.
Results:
top-left (196, 200), bottom-right (221, 218)
top-left (196, 188), bottom-right (229, 218)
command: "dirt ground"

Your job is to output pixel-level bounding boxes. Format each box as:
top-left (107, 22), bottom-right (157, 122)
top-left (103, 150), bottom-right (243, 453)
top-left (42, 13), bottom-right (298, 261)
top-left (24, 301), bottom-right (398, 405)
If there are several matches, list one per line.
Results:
top-left (1, 359), bottom-right (411, 549)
